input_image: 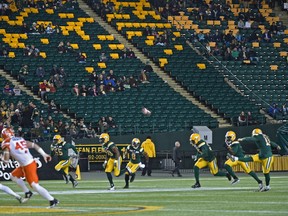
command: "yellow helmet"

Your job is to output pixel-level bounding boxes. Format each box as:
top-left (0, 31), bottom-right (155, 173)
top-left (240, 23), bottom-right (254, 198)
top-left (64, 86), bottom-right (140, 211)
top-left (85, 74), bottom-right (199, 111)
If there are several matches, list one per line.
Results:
top-left (252, 128), bottom-right (262, 136)
top-left (53, 134), bottom-right (62, 144)
top-left (225, 131), bottom-right (236, 144)
top-left (132, 138), bottom-right (140, 149)
top-left (99, 133), bottom-right (110, 144)
top-left (190, 133), bottom-right (201, 145)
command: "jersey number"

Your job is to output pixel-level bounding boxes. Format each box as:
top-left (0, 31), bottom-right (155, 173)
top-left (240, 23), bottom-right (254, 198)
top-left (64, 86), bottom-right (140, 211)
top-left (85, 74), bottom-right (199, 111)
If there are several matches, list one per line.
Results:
top-left (15, 141), bottom-right (27, 151)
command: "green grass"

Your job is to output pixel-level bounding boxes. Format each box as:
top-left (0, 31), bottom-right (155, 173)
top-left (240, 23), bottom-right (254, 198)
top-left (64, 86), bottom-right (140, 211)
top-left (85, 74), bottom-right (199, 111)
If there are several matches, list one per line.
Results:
top-left (1, 172), bottom-right (288, 216)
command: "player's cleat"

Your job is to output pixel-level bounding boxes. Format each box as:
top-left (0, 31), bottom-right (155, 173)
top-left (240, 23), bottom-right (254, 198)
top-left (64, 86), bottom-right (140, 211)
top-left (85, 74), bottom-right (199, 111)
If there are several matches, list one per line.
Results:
top-left (231, 178), bottom-right (240, 185)
top-left (130, 175), bottom-right (135, 183)
top-left (25, 191), bottom-right (33, 199)
top-left (16, 196), bottom-right (29, 204)
top-left (258, 182), bottom-right (264, 191)
top-left (48, 199), bottom-right (59, 208)
top-left (72, 181), bottom-right (78, 188)
top-left (191, 182), bottom-right (201, 189)
top-left (260, 185), bottom-right (270, 192)
top-left (123, 185), bottom-right (129, 189)
top-left (226, 173), bottom-right (232, 181)
top-left (109, 186), bottom-right (115, 191)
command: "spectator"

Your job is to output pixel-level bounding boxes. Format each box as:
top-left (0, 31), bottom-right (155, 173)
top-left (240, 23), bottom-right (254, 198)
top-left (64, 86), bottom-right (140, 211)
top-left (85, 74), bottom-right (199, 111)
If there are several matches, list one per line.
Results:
top-left (128, 76), bottom-right (138, 88)
top-left (72, 83), bottom-right (80, 96)
top-left (35, 66), bottom-right (45, 78)
top-left (268, 103), bottom-right (280, 118)
top-left (97, 116), bottom-right (108, 133)
top-left (99, 52), bottom-right (108, 62)
top-left (57, 41), bottom-right (66, 53)
top-left (106, 116), bottom-right (116, 129)
top-left (77, 119), bottom-right (88, 138)
top-left (98, 84), bottom-right (106, 96)
top-left (141, 136), bottom-right (156, 176)
top-left (21, 22), bottom-right (30, 34)
top-left (65, 41), bottom-right (74, 53)
top-left (89, 84), bottom-right (98, 97)
top-left (46, 24), bottom-right (54, 34)
top-left (86, 124), bottom-right (97, 138)
top-left (281, 103), bottom-right (288, 116)
top-left (171, 141), bottom-right (182, 177)
top-left (80, 84), bottom-right (88, 96)
top-left (126, 48), bottom-right (136, 58)
top-left (13, 85), bottom-right (21, 96)
top-left (69, 122), bottom-right (78, 139)
top-left (247, 111), bottom-right (257, 125)
top-left (143, 61), bottom-right (153, 73)
top-left (11, 109), bottom-right (22, 126)
top-left (262, 29), bottom-right (272, 43)
top-left (77, 52), bottom-right (86, 63)
top-left (89, 71), bottom-right (98, 83)
top-left (39, 80), bottom-right (49, 100)
top-left (28, 45), bottom-right (40, 57)
top-left (18, 64), bottom-right (29, 82)
top-left (30, 22), bottom-right (39, 34)
top-left (0, 45), bottom-right (8, 57)
top-left (38, 23), bottom-right (45, 34)
top-left (238, 111), bottom-right (247, 126)
top-left (139, 69), bottom-right (149, 83)
top-left (48, 100), bottom-right (58, 114)
top-left (3, 83), bottom-right (13, 95)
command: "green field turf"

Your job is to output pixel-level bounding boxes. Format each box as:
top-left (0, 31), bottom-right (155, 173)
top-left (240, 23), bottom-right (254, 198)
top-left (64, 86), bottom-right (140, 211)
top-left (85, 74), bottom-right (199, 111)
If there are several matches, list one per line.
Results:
top-left (0, 171), bottom-right (287, 216)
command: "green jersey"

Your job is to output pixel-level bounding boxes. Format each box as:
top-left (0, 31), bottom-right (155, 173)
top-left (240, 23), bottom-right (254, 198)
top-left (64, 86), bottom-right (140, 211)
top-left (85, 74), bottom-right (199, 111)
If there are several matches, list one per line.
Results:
top-left (241, 134), bottom-right (279, 159)
top-left (102, 142), bottom-right (117, 159)
top-left (195, 140), bottom-right (215, 162)
top-left (227, 141), bottom-right (245, 158)
top-left (51, 142), bottom-right (78, 161)
top-left (126, 145), bottom-right (144, 164)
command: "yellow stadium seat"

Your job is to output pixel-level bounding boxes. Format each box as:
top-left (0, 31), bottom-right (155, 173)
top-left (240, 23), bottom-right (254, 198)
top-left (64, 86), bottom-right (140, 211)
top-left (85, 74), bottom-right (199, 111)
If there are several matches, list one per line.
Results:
top-left (9, 43), bottom-right (18, 48)
top-left (148, 23), bottom-right (156, 28)
top-left (273, 42), bottom-right (281, 48)
top-left (8, 52), bottom-right (15, 58)
top-left (46, 9), bottom-right (54, 14)
top-left (135, 31), bottom-right (142, 36)
top-left (59, 13), bottom-right (66, 18)
top-left (30, 8), bottom-right (39, 13)
top-left (174, 45), bottom-right (183, 51)
top-left (117, 44), bottom-right (125, 50)
top-left (93, 44), bottom-right (102, 50)
top-left (164, 23), bottom-right (172, 28)
top-left (15, 21), bottom-right (23, 26)
top-left (66, 13), bottom-right (74, 19)
top-left (117, 22), bottom-right (125, 31)
top-left (173, 32), bottom-right (181, 37)
top-left (156, 23), bottom-right (164, 28)
top-left (86, 18), bottom-right (94, 23)
top-left (70, 44), bottom-right (79, 49)
top-left (197, 63), bottom-right (206, 69)
top-left (82, 35), bottom-right (90, 40)
top-left (284, 38), bottom-right (288, 44)
top-left (123, 14), bottom-right (130, 19)
top-left (75, 22), bottom-right (83, 27)
top-left (20, 12), bottom-right (28, 17)
top-left (97, 35), bottom-right (106, 40)
top-left (0, 29), bottom-right (6, 34)
top-left (62, 31), bottom-right (69, 36)
top-left (18, 43), bottom-right (25, 48)
top-left (252, 42), bottom-right (259, 48)
top-left (39, 52), bottom-right (46, 58)
top-left (19, 34), bottom-right (27, 39)
top-left (40, 38), bottom-right (49, 44)
top-left (133, 23), bottom-right (141, 28)
top-left (7, 21), bottom-right (15, 26)
top-left (207, 20), bottom-right (214, 25)
top-left (147, 35), bottom-right (155, 40)
top-left (280, 51), bottom-right (288, 57)
top-left (145, 40), bottom-right (154, 46)
top-left (159, 58), bottom-right (168, 67)
top-left (209, 42), bottom-right (216, 47)
top-left (76, 30), bottom-right (85, 36)
top-left (78, 18), bottom-right (86, 22)
top-left (110, 53), bottom-right (119, 59)
top-left (67, 21), bottom-right (75, 26)
top-left (1, 16), bottom-right (9, 21)
top-left (153, 15), bottom-right (161, 20)
top-left (106, 35), bottom-right (114, 40)
top-left (140, 23), bottom-right (148, 28)
top-left (270, 65), bottom-right (278, 71)
top-left (73, 26), bottom-right (81, 31)
top-left (108, 44), bottom-right (117, 50)
top-left (98, 62), bottom-right (106, 69)
top-left (164, 49), bottom-right (173, 55)
top-left (85, 67), bottom-right (94, 73)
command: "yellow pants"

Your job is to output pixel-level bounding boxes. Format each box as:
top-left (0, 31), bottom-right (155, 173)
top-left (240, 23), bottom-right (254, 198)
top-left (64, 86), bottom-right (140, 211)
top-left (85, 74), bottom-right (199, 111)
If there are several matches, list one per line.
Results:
top-left (195, 158), bottom-right (219, 175)
top-left (225, 159), bottom-right (251, 173)
top-left (251, 154), bottom-right (274, 174)
top-left (105, 157), bottom-right (123, 176)
top-left (55, 159), bottom-right (71, 175)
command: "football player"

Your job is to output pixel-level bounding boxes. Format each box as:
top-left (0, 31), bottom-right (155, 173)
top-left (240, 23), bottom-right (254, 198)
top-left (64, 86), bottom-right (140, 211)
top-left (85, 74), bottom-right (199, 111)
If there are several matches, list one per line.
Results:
top-left (227, 128), bottom-right (281, 192)
top-left (224, 131), bottom-right (263, 188)
top-left (190, 133), bottom-right (231, 188)
top-left (122, 138), bottom-right (147, 189)
top-left (50, 135), bottom-right (78, 188)
top-left (100, 133), bottom-right (122, 190)
top-left (1, 127), bottom-right (59, 208)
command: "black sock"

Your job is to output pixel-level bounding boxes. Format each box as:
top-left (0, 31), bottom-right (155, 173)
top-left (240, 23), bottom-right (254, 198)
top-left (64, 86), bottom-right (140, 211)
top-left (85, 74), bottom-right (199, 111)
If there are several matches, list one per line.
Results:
top-left (125, 174), bottom-right (129, 186)
top-left (106, 172), bottom-right (114, 187)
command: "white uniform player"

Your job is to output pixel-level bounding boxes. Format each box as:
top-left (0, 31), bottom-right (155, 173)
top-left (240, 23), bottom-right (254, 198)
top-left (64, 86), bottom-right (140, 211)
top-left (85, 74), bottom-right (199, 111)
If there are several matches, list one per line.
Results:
top-left (1, 127), bottom-right (59, 208)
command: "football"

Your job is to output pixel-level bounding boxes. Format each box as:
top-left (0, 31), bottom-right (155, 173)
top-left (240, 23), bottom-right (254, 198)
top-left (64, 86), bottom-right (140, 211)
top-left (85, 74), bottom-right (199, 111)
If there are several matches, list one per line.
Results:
top-left (142, 107), bottom-right (151, 116)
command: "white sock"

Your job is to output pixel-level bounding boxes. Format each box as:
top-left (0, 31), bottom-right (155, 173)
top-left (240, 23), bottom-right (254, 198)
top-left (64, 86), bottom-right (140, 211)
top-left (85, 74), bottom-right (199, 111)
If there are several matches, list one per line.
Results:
top-left (31, 182), bottom-right (54, 201)
top-left (0, 183), bottom-right (20, 198)
top-left (10, 175), bottom-right (30, 193)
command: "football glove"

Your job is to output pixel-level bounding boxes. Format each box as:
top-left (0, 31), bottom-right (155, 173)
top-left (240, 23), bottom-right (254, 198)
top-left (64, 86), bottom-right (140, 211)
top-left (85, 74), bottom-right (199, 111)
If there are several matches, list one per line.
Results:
top-left (103, 160), bottom-right (107, 169)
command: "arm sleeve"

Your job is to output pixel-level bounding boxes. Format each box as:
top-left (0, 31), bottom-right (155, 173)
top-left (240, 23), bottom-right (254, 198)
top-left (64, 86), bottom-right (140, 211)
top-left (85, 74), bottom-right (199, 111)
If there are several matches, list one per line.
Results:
top-left (270, 141), bottom-right (280, 148)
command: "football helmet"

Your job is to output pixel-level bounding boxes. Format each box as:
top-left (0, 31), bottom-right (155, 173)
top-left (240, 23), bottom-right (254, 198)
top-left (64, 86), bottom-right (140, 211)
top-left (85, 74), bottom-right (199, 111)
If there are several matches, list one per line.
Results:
top-left (53, 134), bottom-right (62, 144)
top-left (1, 128), bottom-right (15, 140)
top-left (252, 128), bottom-right (262, 136)
top-left (190, 133), bottom-right (200, 145)
top-left (132, 138), bottom-right (140, 149)
top-left (99, 133), bottom-right (109, 144)
top-left (225, 131), bottom-right (236, 145)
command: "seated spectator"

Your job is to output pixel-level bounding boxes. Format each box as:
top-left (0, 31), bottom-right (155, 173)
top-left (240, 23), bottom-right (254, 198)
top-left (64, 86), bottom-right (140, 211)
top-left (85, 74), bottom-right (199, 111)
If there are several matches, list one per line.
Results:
top-left (276, 21), bottom-right (285, 35)
top-left (80, 84), bottom-right (88, 96)
top-left (126, 48), bottom-right (136, 58)
top-left (21, 22), bottom-right (30, 34)
top-left (281, 103), bottom-right (288, 116)
top-left (58, 66), bottom-right (66, 78)
top-left (39, 80), bottom-right (49, 100)
top-left (72, 83), bottom-right (80, 96)
top-left (89, 71), bottom-right (98, 83)
top-left (35, 66), bottom-right (45, 78)
top-left (11, 109), bottom-right (22, 126)
top-left (77, 52), bottom-right (86, 63)
top-left (106, 116), bottom-right (116, 129)
top-left (57, 41), bottom-right (66, 53)
top-left (30, 22), bottom-right (39, 34)
top-left (268, 103), bottom-right (280, 118)
top-left (13, 85), bottom-right (21, 96)
top-left (48, 100), bottom-right (58, 114)
top-left (69, 122), bottom-right (78, 139)
top-left (89, 84), bottom-right (98, 96)
top-left (97, 117), bottom-right (108, 133)
top-left (3, 83), bottom-right (13, 95)
top-left (0, 45), bottom-right (8, 57)
top-left (128, 76), bottom-right (138, 88)
top-left (104, 75), bottom-right (116, 87)
top-left (143, 61), bottom-right (153, 73)
top-left (139, 69), bottom-right (149, 83)
top-left (244, 19), bottom-right (252, 29)
top-left (238, 111), bottom-right (247, 126)
top-left (48, 83), bottom-right (56, 93)
top-left (86, 124), bottom-right (97, 138)
top-left (54, 25), bottom-right (62, 34)
top-left (99, 52), bottom-right (108, 62)
top-left (65, 42), bottom-right (74, 53)
top-left (247, 111), bottom-right (257, 125)
top-left (120, 48), bottom-right (128, 59)
top-left (98, 84), bottom-right (107, 96)
top-left (248, 48), bottom-right (259, 63)
top-left (38, 23), bottom-right (45, 34)
top-left (46, 24), bottom-right (54, 34)
top-left (237, 19), bottom-right (245, 29)
top-left (28, 45), bottom-right (40, 57)
top-left (18, 64), bottom-right (29, 82)
top-left (262, 30), bottom-right (272, 43)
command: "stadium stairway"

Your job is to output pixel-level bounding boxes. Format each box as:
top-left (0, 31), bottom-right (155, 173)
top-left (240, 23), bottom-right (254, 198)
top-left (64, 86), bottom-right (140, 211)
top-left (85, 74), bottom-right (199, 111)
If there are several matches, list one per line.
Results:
top-left (78, 0), bottom-right (231, 127)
